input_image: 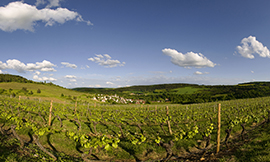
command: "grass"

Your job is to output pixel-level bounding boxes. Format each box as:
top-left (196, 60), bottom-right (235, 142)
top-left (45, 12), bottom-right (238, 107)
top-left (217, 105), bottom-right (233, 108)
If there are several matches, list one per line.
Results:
top-left (171, 86), bottom-right (204, 94)
top-left (0, 82), bottom-right (95, 103)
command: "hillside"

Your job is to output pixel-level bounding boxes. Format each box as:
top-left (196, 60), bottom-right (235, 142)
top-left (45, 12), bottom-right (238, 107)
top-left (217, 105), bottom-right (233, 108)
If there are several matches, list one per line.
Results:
top-left (0, 74), bottom-right (94, 103)
top-left (2, 74), bottom-right (270, 104)
top-left (73, 82), bottom-right (270, 104)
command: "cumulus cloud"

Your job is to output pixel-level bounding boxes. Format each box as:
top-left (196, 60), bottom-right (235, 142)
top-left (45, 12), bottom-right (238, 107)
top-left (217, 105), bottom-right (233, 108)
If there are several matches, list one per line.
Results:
top-left (65, 75), bottom-right (76, 79)
top-left (46, 0), bottom-right (63, 8)
top-left (194, 71), bottom-right (203, 75)
top-left (64, 75), bottom-right (77, 82)
top-left (162, 48), bottom-right (216, 68)
top-left (106, 81), bottom-right (114, 85)
top-left (0, 59), bottom-right (56, 73)
top-left (34, 71), bottom-right (41, 75)
top-left (236, 36), bottom-right (270, 59)
top-left (194, 71), bottom-right (209, 75)
top-left (33, 75), bottom-right (57, 81)
top-left (35, 0), bottom-right (46, 6)
top-left (88, 54), bottom-right (125, 68)
top-left (61, 62), bottom-right (77, 69)
top-left (0, 1), bottom-right (92, 32)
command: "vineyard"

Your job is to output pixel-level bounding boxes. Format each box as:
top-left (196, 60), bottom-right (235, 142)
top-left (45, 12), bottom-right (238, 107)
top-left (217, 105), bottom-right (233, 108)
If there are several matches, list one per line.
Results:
top-left (1, 95), bottom-right (270, 161)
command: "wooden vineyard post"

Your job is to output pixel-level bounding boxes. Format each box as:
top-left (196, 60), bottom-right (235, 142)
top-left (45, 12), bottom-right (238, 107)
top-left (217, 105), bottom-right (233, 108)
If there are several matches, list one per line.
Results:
top-left (166, 106), bottom-right (169, 116)
top-left (216, 103), bottom-right (221, 154)
top-left (166, 106), bottom-right (173, 135)
top-left (74, 101), bottom-right (77, 114)
top-left (94, 102), bottom-right (96, 108)
top-left (18, 96), bottom-right (21, 106)
top-left (48, 100), bottom-right (53, 126)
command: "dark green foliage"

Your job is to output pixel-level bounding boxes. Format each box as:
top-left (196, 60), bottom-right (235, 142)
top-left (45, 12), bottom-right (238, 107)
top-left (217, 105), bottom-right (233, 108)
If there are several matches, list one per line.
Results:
top-left (73, 81), bottom-right (270, 104)
top-left (0, 74), bottom-right (30, 83)
top-left (0, 74), bottom-right (63, 89)
top-left (37, 89), bottom-right (41, 93)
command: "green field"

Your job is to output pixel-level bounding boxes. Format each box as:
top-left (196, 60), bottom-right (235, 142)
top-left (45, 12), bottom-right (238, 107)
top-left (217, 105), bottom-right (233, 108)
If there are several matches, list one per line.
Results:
top-left (0, 82), bottom-right (95, 103)
top-left (171, 86), bottom-right (204, 94)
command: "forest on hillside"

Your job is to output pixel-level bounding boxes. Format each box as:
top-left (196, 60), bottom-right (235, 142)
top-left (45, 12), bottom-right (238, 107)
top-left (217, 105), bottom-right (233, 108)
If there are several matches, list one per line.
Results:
top-left (74, 82), bottom-right (270, 104)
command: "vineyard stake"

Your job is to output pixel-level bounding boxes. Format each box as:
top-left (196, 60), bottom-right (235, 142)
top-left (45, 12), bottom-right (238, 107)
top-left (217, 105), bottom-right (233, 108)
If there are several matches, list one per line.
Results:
top-left (48, 100), bottom-right (53, 126)
top-left (216, 103), bottom-right (221, 154)
top-left (18, 96), bottom-right (21, 106)
top-left (166, 106), bottom-right (173, 135)
top-left (74, 101), bottom-right (77, 114)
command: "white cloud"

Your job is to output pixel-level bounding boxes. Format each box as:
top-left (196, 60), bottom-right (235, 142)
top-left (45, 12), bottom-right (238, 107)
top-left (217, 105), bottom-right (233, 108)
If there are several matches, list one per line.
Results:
top-left (35, 0), bottom-right (46, 6)
top-left (194, 71), bottom-right (209, 75)
top-left (162, 48), bottom-right (216, 68)
top-left (61, 62), bottom-right (77, 69)
top-left (236, 36), bottom-right (270, 59)
top-left (251, 71), bottom-right (254, 73)
top-left (106, 81), bottom-right (114, 85)
top-left (65, 75), bottom-right (76, 79)
top-left (34, 71), bottom-right (41, 75)
top-left (88, 54), bottom-right (125, 68)
top-left (33, 75), bottom-right (57, 81)
top-left (0, 59), bottom-right (56, 73)
top-left (46, 0), bottom-right (63, 8)
top-left (64, 75), bottom-right (77, 82)
top-left (194, 71), bottom-right (203, 75)
top-left (0, 1), bottom-right (92, 32)
top-left (0, 70), bottom-right (3, 74)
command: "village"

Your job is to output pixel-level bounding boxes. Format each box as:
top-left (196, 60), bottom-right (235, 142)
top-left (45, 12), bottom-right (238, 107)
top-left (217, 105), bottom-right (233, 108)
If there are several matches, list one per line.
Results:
top-left (92, 94), bottom-right (145, 104)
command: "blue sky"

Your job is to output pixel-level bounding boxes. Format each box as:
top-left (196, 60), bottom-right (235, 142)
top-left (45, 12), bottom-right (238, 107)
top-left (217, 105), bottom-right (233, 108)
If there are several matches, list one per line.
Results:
top-left (1, 0), bottom-right (270, 88)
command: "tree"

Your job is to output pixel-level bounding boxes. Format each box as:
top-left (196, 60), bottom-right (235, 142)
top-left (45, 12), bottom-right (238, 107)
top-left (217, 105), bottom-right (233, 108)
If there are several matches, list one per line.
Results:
top-left (145, 100), bottom-right (151, 104)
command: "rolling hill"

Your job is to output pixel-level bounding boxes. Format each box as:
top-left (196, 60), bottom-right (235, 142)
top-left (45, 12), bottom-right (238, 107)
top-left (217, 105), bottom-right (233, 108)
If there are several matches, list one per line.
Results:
top-left (0, 74), bottom-right (94, 103)
top-left (1, 74), bottom-right (270, 104)
top-left (73, 82), bottom-right (270, 104)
